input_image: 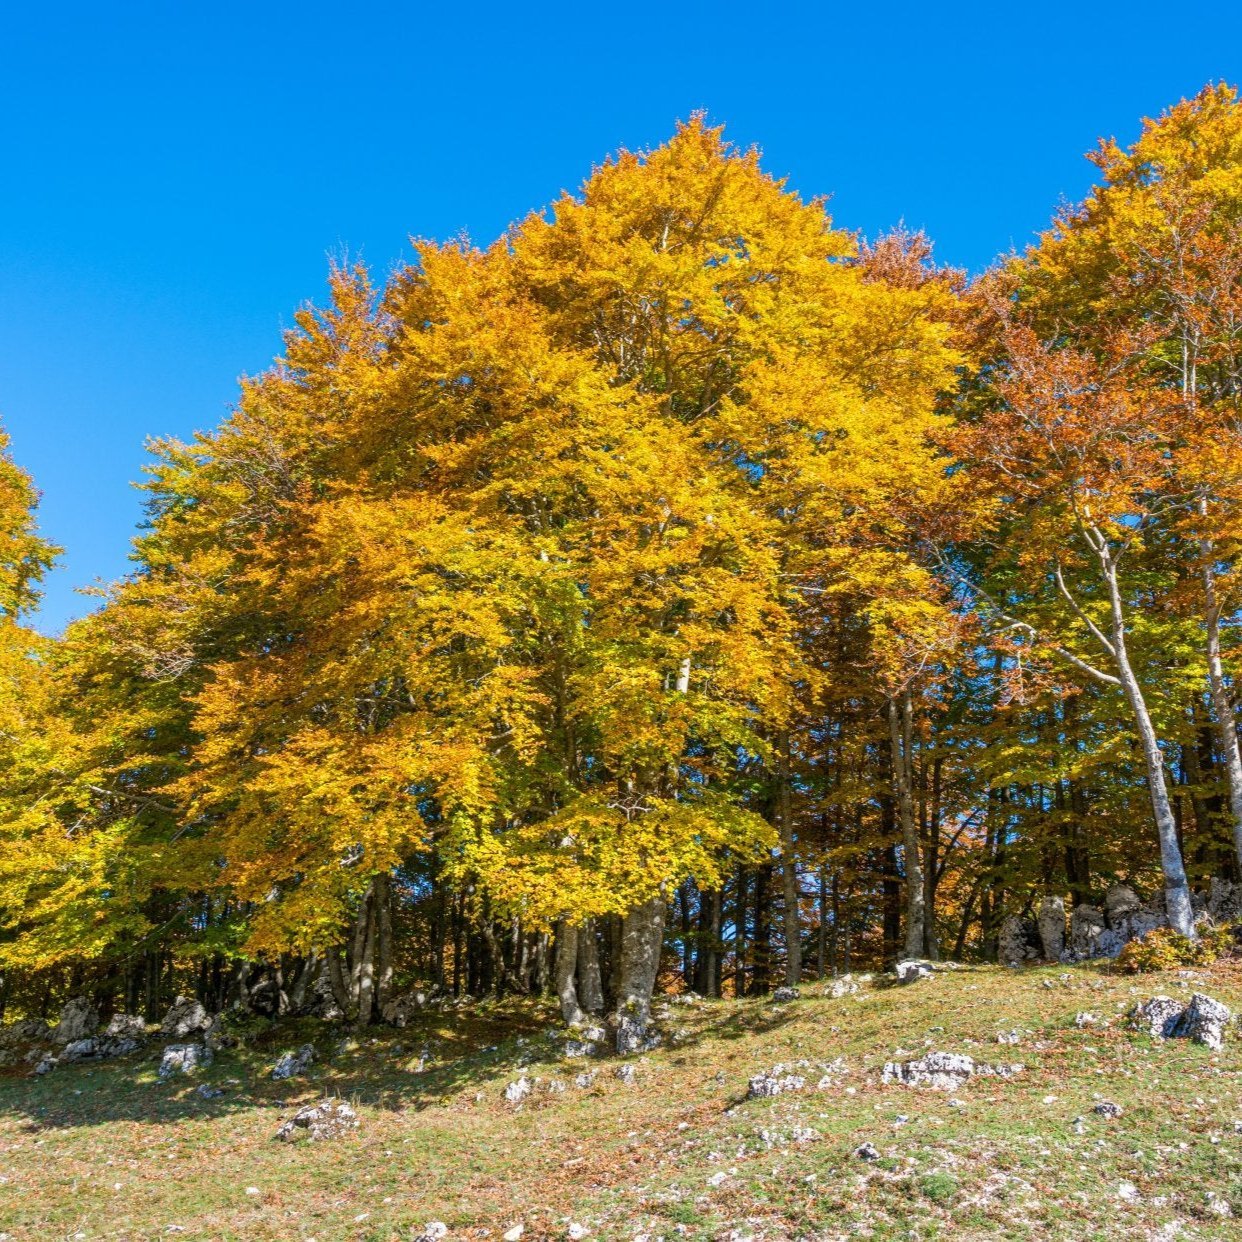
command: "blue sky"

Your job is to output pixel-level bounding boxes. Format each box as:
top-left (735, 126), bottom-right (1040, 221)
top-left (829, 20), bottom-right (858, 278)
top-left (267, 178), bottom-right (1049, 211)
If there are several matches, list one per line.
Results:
top-left (3, 1), bottom-right (1240, 633)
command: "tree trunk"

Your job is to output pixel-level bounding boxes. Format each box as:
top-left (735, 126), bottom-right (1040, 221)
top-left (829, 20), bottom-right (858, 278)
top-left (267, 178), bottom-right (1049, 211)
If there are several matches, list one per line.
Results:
top-left (889, 693), bottom-right (925, 959)
top-left (577, 920), bottom-right (604, 1014)
top-left (1103, 558), bottom-right (1196, 937)
top-left (613, 896), bottom-right (665, 1053)
top-left (1203, 547), bottom-right (1242, 874)
top-left (775, 730), bottom-right (801, 984)
top-left (553, 920), bottom-right (585, 1026)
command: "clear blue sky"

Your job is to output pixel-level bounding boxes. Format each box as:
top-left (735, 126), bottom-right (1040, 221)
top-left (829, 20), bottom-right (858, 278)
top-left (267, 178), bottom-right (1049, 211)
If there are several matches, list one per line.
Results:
top-left (3, 1), bottom-right (1240, 633)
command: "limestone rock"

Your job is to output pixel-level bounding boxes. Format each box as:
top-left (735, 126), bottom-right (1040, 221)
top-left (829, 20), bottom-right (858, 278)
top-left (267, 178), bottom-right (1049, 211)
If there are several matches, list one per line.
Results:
top-left (274, 1097), bottom-right (359, 1142)
top-left (103, 1013), bottom-right (147, 1042)
top-left (998, 916), bottom-right (1040, 965)
top-left (855, 1141), bottom-right (881, 1161)
top-left (1105, 883), bottom-right (1142, 922)
top-left (51, 997), bottom-right (99, 1045)
top-left (1037, 895), bottom-right (1066, 960)
top-left (271, 1043), bottom-right (316, 1080)
top-left (1095, 1100), bottom-right (1123, 1119)
top-left (894, 960), bottom-right (935, 984)
top-left (614, 1063), bottom-right (636, 1084)
top-left (748, 1065), bottom-right (807, 1099)
top-left (883, 1051), bottom-right (976, 1089)
top-left (158, 1042), bottom-right (212, 1078)
top-left (59, 1038), bottom-right (98, 1063)
top-left (826, 974), bottom-right (860, 998)
top-left (1131, 996), bottom-right (1185, 1039)
top-left (0, 1017), bottom-right (48, 1045)
top-left (160, 996), bottom-right (211, 1040)
top-left (1207, 877), bottom-right (1242, 922)
top-left (1173, 992), bottom-right (1231, 1051)
top-left (770, 985), bottom-right (801, 1002)
top-left (504, 1076), bottom-right (532, 1104)
top-left (380, 991), bottom-right (428, 1028)
top-left (1068, 904), bottom-right (1108, 958)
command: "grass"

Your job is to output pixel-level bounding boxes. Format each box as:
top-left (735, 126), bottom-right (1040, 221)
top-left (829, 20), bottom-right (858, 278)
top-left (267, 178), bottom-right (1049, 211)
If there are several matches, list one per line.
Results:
top-left (1, 960), bottom-right (1241, 1240)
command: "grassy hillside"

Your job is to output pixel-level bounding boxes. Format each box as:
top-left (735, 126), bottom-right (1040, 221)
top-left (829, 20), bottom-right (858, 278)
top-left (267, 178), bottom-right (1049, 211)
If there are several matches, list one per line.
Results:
top-left (2, 960), bottom-right (1241, 1241)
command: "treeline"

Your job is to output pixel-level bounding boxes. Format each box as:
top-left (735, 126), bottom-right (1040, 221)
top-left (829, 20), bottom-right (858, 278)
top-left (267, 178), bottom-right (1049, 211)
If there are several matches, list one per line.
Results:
top-left (2, 87), bottom-right (1242, 1044)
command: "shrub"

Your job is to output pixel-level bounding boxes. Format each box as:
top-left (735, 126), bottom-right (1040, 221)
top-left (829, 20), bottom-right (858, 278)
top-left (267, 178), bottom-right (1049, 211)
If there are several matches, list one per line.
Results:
top-left (1116, 923), bottom-right (1236, 973)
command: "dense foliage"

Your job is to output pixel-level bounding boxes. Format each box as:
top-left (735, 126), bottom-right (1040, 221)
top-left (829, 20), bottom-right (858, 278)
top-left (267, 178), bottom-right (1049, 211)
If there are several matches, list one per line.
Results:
top-left (4, 87), bottom-right (1242, 1030)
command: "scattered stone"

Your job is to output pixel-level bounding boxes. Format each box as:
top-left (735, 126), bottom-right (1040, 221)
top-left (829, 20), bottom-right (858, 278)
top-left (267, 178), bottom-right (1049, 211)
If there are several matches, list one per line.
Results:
top-left (504, 1076), bottom-right (532, 1104)
top-left (196, 1083), bottom-right (224, 1100)
top-left (503, 1227), bottom-right (525, 1242)
top-left (59, 1038), bottom-right (99, 1063)
top-left (573, 1071), bottom-right (596, 1089)
top-left (1174, 993), bottom-right (1232, 1051)
top-left (1206, 1191), bottom-right (1234, 1219)
top-left (271, 1043), bottom-right (316, 1080)
top-left (274, 1098), bottom-right (359, 1142)
top-left (894, 960), bottom-right (935, 984)
top-left (1038, 894), bottom-right (1066, 960)
top-left (1094, 1100), bottom-right (1123, 1119)
top-left (770, 986), bottom-right (801, 1002)
top-left (33, 1055), bottom-right (56, 1075)
top-left (1117, 1181), bottom-right (1140, 1203)
top-left (566, 1224), bottom-right (589, 1241)
top-left (996, 1030), bottom-right (1022, 1045)
top-left (826, 975), bottom-right (860, 998)
top-left (1131, 996), bottom-right (1185, 1040)
top-left (158, 1043), bottom-right (212, 1078)
top-left (1073, 1115), bottom-right (1087, 1135)
top-left (1075, 1012), bottom-right (1100, 1028)
top-left (855, 1141), bottom-right (881, 1161)
top-left (160, 997), bottom-right (211, 1040)
top-left (883, 1052), bottom-right (976, 1090)
top-left (379, 990), bottom-right (428, 1027)
top-left (414, 1225), bottom-right (448, 1242)
top-left (614, 1064), bottom-right (636, 1084)
top-left (51, 997), bottom-right (99, 1045)
top-left (747, 1065), bottom-right (807, 1099)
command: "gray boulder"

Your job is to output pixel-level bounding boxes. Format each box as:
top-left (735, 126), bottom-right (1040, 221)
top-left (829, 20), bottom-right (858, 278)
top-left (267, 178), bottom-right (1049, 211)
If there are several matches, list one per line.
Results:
top-left (1037, 895), bottom-right (1066, 960)
top-left (158, 1042), bottom-right (212, 1078)
top-left (59, 1038), bottom-right (98, 1063)
top-left (1207, 877), bottom-right (1242, 922)
top-left (1105, 883), bottom-right (1143, 922)
top-left (771, 985), bottom-right (801, 1002)
top-left (160, 996), bottom-right (211, 1040)
top-left (1174, 993), bottom-right (1232, 1051)
top-left (103, 1013), bottom-right (147, 1041)
top-left (998, 916), bottom-right (1040, 965)
top-left (0, 1017), bottom-right (49, 1045)
top-left (1068, 904), bottom-right (1107, 957)
top-left (271, 1043), bottom-right (316, 1080)
top-left (51, 997), bottom-right (99, 1045)
top-left (894, 960), bottom-right (935, 984)
top-left (275, 1097), bottom-right (359, 1142)
top-left (1131, 995), bottom-right (1185, 1039)
top-left (883, 1051), bottom-right (976, 1090)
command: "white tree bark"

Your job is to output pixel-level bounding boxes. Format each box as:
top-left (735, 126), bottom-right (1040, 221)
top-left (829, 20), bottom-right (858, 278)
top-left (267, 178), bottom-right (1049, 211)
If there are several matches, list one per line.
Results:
top-left (614, 896), bottom-right (665, 1053)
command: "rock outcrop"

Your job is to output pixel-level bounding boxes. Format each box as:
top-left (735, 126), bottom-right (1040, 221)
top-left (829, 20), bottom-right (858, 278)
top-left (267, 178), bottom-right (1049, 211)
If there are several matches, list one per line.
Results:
top-left (1131, 993), bottom-right (1232, 1050)
top-left (998, 916), bottom-right (1041, 965)
top-left (158, 1043), bottom-right (212, 1078)
top-left (1037, 895), bottom-right (1066, 960)
top-left (882, 1051), bottom-right (1024, 1089)
top-left (271, 1043), bottom-right (316, 1080)
top-left (160, 997), bottom-right (212, 1040)
top-left (51, 997), bottom-right (99, 1045)
top-left (275, 1098), bottom-right (359, 1142)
